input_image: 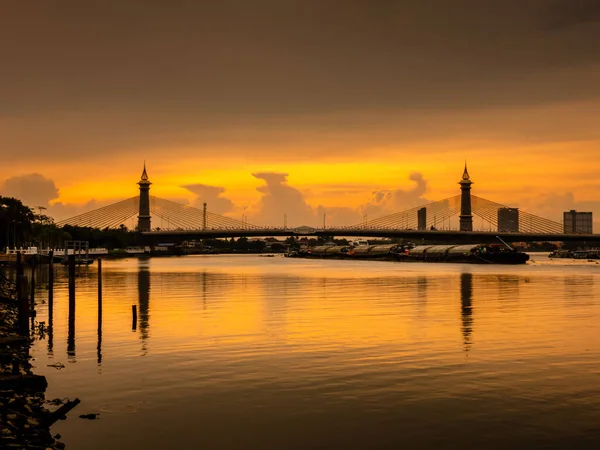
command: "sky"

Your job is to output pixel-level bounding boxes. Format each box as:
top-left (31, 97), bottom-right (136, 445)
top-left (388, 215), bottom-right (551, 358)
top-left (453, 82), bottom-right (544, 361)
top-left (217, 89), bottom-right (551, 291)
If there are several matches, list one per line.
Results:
top-left (1, 0), bottom-right (600, 228)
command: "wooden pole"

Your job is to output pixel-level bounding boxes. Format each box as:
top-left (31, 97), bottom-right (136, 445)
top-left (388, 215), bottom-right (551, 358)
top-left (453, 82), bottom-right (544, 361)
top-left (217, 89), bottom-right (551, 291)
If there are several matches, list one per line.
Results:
top-left (48, 251), bottom-right (54, 354)
top-left (17, 274), bottom-right (29, 335)
top-left (16, 251), bottom-right (23, 276)
top-left (30, 266), bottom-right (36, 308)
top-left (68, 254), bottom-right (75, 306)
top-left (29, 267), bottom-right (36, 329)
top-left (97, 258), bottom-right (102, 302)
top-left (15, 252), bottom-right (23, 301)
top-left (67, 255), bottom-right (75, 357)
top-left (97, 258), bottom-right (102, 364)
top-left (132, 304), bottom-right (137, 331)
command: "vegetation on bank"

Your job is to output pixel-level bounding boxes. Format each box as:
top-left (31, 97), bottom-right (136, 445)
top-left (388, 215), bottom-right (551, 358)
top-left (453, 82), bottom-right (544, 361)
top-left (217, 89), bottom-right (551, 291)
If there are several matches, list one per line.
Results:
top-left (0, 196), bottom-right (351, 251)
top-left (0, 195), bottom-right (141, 250)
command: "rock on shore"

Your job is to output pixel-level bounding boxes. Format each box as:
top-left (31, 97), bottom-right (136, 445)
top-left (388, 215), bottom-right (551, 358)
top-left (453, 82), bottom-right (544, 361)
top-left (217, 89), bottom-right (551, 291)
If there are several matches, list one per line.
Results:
top-left (1, 291), bottom-right (70, 450)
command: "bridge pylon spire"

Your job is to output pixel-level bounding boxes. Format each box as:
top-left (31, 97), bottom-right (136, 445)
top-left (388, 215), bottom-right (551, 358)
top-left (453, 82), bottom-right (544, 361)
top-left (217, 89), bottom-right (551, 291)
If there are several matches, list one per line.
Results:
top-left (137, 163), bottom-right (152, 232)
top-left (459, 162), bottom-right (473, 232)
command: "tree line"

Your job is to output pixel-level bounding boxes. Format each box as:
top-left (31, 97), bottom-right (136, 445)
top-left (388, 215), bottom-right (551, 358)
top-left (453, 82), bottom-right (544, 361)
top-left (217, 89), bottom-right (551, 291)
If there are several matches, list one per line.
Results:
top-left (0, 196), bottom-right (141, 250)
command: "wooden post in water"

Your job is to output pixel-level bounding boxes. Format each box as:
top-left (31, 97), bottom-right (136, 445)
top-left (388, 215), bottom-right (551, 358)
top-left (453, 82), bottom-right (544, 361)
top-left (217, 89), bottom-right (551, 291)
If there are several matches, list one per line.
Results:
top-left (30, 267), bottom-right (35, 303)
top-left (97, 258), bottom-right (102, 303)
top-left (16, 251), bottom-right (23, 276)
top-left (132, 304), bottom-right (137, 331)
top-left (17, 274), bottom-right (29, 335)
top-left (68, 254), bottom-right (75, 306)
top-left (29, 267), bottom-right (36, 329)
top-left (15, 252), bottom-right (29, 335)
top-left (48, 251), bottom-right (54, 354)
top-left (97, 258), bottom-right (102, 364)
top-left (15, 252), bottom-right (23, 301)
top-left (48, 251), bottom-right (54, 298)
top-left (67, 255), bottom-right (76, 358)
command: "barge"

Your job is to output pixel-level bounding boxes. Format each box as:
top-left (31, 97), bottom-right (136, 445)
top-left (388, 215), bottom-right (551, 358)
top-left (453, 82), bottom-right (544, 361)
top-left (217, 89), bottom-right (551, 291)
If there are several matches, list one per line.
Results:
top-left (549, 249), bottom-right (600, 260)
top-left (287, 243), bottom-right (529, 264)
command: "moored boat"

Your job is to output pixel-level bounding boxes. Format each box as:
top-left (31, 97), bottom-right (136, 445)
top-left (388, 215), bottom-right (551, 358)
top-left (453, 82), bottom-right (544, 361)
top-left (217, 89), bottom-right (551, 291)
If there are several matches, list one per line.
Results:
top-left (396, 243), bottom-right (529, 264)
top-left (287, 243), bottom-right (529, 264)
top-left (548, 250), bottom-right (572, 258)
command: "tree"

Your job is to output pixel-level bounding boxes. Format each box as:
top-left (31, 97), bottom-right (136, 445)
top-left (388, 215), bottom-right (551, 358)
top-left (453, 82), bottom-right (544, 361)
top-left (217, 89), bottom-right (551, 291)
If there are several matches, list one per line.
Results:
top-left (0, 196), bottom-right (36, 249)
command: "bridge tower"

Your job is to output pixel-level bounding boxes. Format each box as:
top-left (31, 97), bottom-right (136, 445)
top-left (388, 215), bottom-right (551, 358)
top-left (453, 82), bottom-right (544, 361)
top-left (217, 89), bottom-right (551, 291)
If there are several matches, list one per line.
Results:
top-left (137, 163), bottom-right (152, 232)
top-left (459, 163), bottom-right (473, 232)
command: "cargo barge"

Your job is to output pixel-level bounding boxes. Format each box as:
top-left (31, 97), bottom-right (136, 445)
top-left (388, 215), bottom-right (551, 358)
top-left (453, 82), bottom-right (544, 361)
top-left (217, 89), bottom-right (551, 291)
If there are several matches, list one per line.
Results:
top-left (287, 243), bottom-right (529, 264)
top-left (548, 249), bottom-right (600, 260)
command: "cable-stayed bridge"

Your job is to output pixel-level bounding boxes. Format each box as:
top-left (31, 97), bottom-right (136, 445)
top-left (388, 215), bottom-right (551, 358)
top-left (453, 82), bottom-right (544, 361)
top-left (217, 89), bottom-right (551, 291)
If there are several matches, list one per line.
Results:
top-left (353, 194), bottom-right (564, 234)
top-left (56, 195), bottom-right (258, 231)
top-left (56, 165), bottom-right (600, 243)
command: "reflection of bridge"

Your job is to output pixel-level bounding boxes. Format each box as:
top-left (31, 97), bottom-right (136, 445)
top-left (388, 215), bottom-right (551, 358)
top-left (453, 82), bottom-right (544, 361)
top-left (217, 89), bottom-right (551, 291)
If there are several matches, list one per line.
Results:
top-left (57, 164), bottom-right (598, 242)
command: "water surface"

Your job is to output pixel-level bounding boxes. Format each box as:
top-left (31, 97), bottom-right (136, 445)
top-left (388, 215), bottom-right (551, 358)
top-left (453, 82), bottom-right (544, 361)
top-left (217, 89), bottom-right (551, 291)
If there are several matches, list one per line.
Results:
top-left (31, 254), bottom-right (600, 449)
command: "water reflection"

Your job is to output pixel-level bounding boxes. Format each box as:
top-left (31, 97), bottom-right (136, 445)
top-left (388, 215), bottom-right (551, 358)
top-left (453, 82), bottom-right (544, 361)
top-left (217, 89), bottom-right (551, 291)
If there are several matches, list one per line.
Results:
top-left (460, 272), bottom-right (473, 352)
top-left (416, 276), bottom-right (427, 298)
top-left (201, 270), bottom-right (207, 309)
top-left (47, 264), bottom-right (54, 356)
top-left (563, 275), bottom-right (595, 307)
top-left (97, 266), bottom-right (103, 366)
top-left (138, 260), bottom-right (150, 354)
top-left (67, 270), bottom-right (76, 360)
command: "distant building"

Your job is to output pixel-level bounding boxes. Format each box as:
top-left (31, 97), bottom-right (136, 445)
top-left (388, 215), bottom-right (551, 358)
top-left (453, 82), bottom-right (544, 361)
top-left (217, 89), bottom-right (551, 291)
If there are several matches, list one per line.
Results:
top-left (563, 210), bottom-right (593, 234)
top-left (498, 207), bottom-right (519, 232)
top-left (417, 207), bottom-right (427, 231)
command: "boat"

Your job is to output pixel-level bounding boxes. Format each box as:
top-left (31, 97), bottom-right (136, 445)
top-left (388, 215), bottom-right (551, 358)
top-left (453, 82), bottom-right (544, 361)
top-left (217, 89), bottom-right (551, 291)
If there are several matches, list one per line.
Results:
top-left (550, 249), bottom-right (600, 260)
top-left (287, 243), bottom-right (529, 264)
top-left (395, 244), bottom-right (529, 264)
top-left (548, 250), bottom-right (572, 258)
top-left (572, 249), bottom-right (600, 260)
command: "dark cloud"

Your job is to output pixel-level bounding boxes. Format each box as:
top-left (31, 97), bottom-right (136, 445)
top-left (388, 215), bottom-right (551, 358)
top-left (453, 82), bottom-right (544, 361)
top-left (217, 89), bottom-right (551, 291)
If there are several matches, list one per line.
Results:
top-left (0, 173), bottom-right (109, 222)
top-left (1, 1), bottom-right (600, 172)
top-left (181, 184), bottom-right (234, 214)
top-left (0, 173), bottom-right (59, 208)
top-left (2, 0), bottom-right (600, 118)
top-left (544, 0), bottom-right (600, 30)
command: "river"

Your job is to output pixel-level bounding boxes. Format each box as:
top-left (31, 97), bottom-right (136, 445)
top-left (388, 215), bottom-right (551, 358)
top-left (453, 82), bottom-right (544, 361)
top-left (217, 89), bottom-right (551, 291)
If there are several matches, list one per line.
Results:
top-left (29, 254), bottom-right (600, 449)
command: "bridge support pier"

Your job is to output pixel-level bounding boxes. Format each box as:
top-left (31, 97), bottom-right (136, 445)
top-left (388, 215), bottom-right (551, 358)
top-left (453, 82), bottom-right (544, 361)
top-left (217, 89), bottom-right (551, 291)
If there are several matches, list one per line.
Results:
top-left (137, 163), bottom-right (152, 232)
top-left (459, 164), bottom-right (473, 232)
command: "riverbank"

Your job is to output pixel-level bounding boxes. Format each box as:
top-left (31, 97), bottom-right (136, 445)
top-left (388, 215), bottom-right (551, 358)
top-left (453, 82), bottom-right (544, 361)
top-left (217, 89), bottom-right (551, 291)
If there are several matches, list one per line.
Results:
top-left (0, 290), bottom-right (71, 449)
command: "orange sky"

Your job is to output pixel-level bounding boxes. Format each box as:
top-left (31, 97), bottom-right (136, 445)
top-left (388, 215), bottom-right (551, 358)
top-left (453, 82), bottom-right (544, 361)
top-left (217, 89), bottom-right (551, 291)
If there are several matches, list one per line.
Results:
top-left (2, 107), bottom-right (600, 227)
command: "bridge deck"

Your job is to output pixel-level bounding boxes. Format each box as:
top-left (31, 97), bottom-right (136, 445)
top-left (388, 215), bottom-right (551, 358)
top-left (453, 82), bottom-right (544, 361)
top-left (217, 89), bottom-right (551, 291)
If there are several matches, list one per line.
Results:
top-left (141, 229), bottom-right (600, 244)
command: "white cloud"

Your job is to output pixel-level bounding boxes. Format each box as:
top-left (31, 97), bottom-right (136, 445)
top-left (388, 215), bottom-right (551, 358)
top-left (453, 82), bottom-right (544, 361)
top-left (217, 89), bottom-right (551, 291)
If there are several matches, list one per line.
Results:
top-left (247, 172), bottom-right (316, 226)
top-left (181, 184), bottom-right (234, 215)
top-left (359, 172), bottom-right (430, 220)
